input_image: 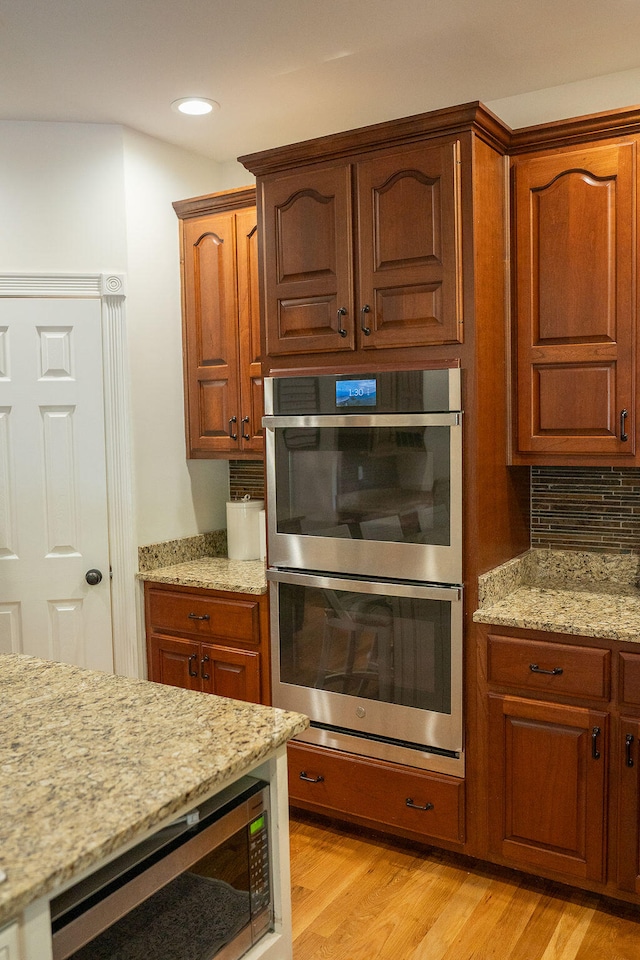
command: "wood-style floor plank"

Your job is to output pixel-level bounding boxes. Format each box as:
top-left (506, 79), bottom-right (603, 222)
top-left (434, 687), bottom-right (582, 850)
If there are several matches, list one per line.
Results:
top-left (289, 814), bottom-right (640, 960)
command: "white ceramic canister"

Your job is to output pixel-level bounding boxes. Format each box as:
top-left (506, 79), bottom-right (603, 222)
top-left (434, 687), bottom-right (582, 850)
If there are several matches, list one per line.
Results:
top-left (226, 497), bottom-right (265, 560)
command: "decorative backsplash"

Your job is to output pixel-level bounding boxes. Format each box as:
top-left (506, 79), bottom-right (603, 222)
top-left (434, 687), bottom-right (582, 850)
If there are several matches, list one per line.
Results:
top-left (531, 467), bottom-right (640, 554)
top-left (229, 460), bottom-right (266, 500)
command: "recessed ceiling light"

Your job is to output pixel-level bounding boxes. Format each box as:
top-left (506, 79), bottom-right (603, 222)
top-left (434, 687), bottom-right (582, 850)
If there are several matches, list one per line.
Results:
top-left (171, 97), bottom-right (220, 116)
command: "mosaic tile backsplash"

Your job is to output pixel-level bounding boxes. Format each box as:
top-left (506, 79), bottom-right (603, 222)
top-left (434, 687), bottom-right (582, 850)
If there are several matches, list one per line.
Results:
top-left (229, 460), bottom-right (265, 500)
top-left (531, 467), bottom-right (640, 554)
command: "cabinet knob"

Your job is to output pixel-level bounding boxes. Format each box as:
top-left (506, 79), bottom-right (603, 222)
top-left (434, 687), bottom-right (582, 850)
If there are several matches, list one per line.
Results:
top-left (337, 307), bottom-right (348, 338)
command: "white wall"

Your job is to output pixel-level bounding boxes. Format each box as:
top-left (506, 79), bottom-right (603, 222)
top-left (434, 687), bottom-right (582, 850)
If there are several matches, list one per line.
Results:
top-left (0, 121), bottom-right (246, 552)
top-left (487, 67), bottom-right (640, 130)
top-left (0, 122), bottom-right (127, 272)
top-left (121, 127), bottom-right (236, 545)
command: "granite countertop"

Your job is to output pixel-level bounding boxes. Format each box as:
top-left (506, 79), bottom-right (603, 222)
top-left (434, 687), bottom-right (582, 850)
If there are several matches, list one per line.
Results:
top-left (137, 557), bottom-right (267, 594)
top-left (473, 549), bottom-right (640, 642)
top-left (0, 654), bottom-right (308, 927)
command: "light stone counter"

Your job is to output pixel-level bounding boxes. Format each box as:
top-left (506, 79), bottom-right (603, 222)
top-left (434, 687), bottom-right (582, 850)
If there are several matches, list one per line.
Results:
top-left (0, 654), bottom-right (308, 930)
top-left (473, 549), bottom-right (640, 642)
top-left (137, 556), bottom-right (267, 594)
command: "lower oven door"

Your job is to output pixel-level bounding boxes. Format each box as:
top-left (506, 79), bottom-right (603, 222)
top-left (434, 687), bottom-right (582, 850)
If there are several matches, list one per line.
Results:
top-left (268, 569), bottom-right (463, 774)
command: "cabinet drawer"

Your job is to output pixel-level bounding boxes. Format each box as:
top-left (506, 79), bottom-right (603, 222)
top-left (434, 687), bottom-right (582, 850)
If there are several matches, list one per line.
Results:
top-left (287, 742), bottom-right (464, 844)
top-left (620, 652), bottom-right (640, 708)
top-left (146, 588), bottom-right (260, 643)
top-left (488, 634), bottom-right (610, 700)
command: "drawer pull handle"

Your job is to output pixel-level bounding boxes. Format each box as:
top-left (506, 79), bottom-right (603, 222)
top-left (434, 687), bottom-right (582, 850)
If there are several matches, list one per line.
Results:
top-left (241, 415), bottom-right (251, 441)
top-left (201, 655), bottom-right (210, 681)
top-left (360, 304), bottom-right (371, 335)
top-left (188, 612), bottom-right (210, 621)
top-left (592, 726), bottom-right (601, 760)
top-left (299, 771), bottom-right (324, 784)
top-left (337, 307), bottom-right (348, 338)
top-left (529, 663), bottom-right (563, 676)
top-left (626, 734), bottom-right (635, 768)
top-left (621, 408), bottom-right (629, 442)
top-left (406, 798), bottom-right (434, 812)
top-left (228, 416), bottom-right (238, 441)
top-left (188, 654), bottom-right (198, 678)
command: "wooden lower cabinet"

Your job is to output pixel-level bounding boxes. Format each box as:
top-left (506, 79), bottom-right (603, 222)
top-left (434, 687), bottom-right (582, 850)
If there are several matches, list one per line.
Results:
top-left (144, 581), bottom-right (270, 705)
top-left (287, 741), bottom-right (464, 847)
top-left (617, 715), bottom-right (640, 894)
top-left (149, 635), bottom-right (262, 703)
top-left (488, 694), bottom-right (608, 883)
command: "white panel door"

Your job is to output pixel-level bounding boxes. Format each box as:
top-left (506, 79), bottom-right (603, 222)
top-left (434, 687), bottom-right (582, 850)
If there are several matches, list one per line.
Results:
top-left (0, 298), bottom-right (113, 671)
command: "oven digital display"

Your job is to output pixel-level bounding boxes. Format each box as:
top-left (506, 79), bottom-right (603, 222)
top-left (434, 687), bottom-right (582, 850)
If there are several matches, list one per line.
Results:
top-left (336, 378), bottom-right (377, 407)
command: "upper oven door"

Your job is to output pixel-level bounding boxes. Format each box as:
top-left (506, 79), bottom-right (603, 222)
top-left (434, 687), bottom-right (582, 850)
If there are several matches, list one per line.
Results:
top-left (264, 410), bottom-right (462, 584)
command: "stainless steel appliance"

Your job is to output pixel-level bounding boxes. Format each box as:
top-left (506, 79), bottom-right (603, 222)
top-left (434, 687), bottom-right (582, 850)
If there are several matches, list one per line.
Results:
top-left (50, 776), bottom-right (272, 960)
top-left (263, 367), bottom-right (464, 776)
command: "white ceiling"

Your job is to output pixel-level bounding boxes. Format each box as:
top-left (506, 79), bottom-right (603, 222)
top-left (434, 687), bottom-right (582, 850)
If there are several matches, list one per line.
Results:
top-left (3, 0), bottom-right (640, 163)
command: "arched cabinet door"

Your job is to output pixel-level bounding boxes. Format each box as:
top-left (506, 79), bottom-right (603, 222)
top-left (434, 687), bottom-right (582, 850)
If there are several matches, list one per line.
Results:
top-left (356, 138), bottom-right (463, 350)
top-left (261, 164), bottom-right (355, 355)
top-left (259, 136), bottom-right (463, 358)
top-left (512, 141), bottom-right (636, 464)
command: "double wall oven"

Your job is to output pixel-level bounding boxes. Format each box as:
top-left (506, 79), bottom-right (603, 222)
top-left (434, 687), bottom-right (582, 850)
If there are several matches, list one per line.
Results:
top-left (264, 367), bottom-right (464, 776)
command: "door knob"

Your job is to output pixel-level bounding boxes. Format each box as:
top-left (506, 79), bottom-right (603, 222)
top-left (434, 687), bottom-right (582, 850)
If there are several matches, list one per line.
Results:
top-left (85, 569), bottom-right (103, 585)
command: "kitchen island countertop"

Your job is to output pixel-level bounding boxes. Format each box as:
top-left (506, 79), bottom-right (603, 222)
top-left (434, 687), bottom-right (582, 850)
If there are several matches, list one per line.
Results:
top-left (473, 548), bottom-right (640, 642)
top-left (0, 653), bottom-right (308, 929)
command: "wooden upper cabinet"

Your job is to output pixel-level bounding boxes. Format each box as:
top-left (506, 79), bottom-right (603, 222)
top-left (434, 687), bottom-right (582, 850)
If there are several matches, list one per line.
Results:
top-left (262, 164), bottom-right (354, 354)
top-left (511, 140), bottom-right (637, 464)
top-left (258, 137), bottom-right (463, 359)
top-left (356, 140), bottom-right (463, 351)
top-left (174, 187), bottom-right (263, 459)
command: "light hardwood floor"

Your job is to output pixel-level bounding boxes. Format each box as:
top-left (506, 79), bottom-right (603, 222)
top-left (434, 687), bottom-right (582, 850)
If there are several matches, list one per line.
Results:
top-left (289, 813), bottom-right (640, 960)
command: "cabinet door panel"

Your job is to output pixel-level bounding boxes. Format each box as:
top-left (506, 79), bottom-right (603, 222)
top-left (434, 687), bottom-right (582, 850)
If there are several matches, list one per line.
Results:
top-left (356, 140), bottom-right (462, 349)
top-left (488, 695), bottom-right (607, 882)
top-left (287, 741), bottom-right (464, 844)
top-left (183, 213), bottom-right (241, 455)
top-left (146, 589), bottom-right (261, 644)
top-left (619, 651), bottom-right (640, 708)
top-left (236, 207), bottom-right (263, 452)
top-left (513, 141), bottom-right (635, 460)
top-left (617, 717), bottom-right (640, 893)
top-left (202, 644), bottom-right (261, 703)
top-left (488, 634), bottom-right (611, 700)
top-left (148, 635), bottom-right (201, 692)
top-left (261, 165), bottom-right (355, 354)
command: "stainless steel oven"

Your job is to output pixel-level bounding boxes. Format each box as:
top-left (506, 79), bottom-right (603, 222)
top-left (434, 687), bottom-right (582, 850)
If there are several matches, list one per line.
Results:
top-left (50, 776), bottom-right (272, 960)
top-left (264, 367), bottom-right (462, 585)
top-left (263, 367), bottom-right (464, 777)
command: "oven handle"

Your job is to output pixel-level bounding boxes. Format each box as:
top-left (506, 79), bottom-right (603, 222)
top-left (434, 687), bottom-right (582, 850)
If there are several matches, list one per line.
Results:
top-left (266, 568), bottom-right (462, 603)
top-left (262, 412), bottom-right (461, 430)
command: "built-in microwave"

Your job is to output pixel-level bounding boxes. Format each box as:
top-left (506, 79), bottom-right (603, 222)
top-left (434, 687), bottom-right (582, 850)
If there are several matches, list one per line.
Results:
top-left (50, 776), bottom-right (272, 960)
